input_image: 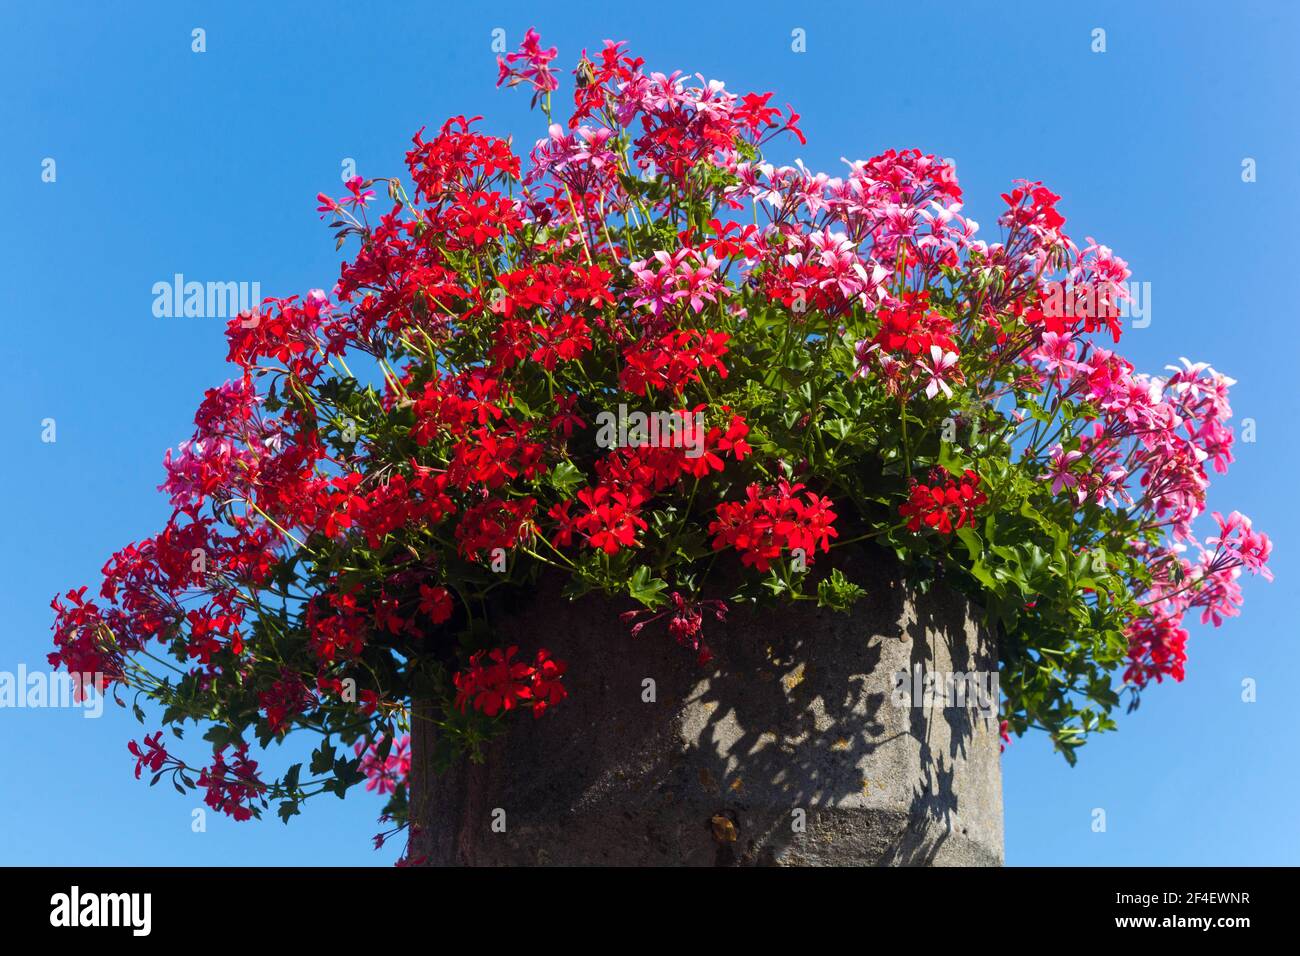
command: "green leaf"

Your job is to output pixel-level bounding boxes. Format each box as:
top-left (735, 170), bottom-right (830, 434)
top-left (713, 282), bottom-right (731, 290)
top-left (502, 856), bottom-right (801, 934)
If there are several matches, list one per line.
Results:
top-left (310, 742), bottom-right (335, 776)
top-left (955, 527), bottom-right (983, 561)
top-left (548, 460), bottom-right (585, 495)
top-left (628, 565), bottom-right (668, 609)
top-left (816, 569), bottom-right (866, 613)
top-left (202, 724), bottom-right (233, 750)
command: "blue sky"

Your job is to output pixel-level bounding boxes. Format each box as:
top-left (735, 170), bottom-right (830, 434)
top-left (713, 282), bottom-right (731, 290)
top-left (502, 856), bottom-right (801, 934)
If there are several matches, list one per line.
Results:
top-left (2, 0), bottom-right (1296, 866)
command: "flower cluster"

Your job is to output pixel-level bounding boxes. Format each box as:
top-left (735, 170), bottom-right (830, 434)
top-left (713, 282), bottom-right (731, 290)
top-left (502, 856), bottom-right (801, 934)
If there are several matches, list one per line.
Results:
top-left (708, 481), bottom-right (838, 572)
top-left (355, 735), bottom-right (411, 796)
top-left (898, 470), bottom-right (986, 535)
top-left (1123, 510), bottom-right (1273, 686)
top-left (454, 647), bottom-right (568, 719)
top-left (52, 28), bottom-right (1269, 844)
top-left (622, 592), bottom-right (729, 665)
top-left (855, 292), bottom-right (962, 399)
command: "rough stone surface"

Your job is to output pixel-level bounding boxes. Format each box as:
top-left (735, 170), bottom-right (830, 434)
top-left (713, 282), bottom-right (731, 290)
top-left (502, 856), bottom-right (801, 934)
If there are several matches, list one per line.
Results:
top-left (409, 546), bottom-right (1003, 866)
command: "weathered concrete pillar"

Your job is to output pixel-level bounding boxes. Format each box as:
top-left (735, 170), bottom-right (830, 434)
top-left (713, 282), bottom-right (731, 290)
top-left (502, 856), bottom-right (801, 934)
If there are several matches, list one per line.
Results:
top-left (408, 546), bottom-right (1003, 866)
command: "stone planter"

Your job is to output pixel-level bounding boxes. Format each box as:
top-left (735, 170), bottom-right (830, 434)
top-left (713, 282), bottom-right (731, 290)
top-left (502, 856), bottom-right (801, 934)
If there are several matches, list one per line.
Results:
top-left (408, 546), bottom-right (1003, 866)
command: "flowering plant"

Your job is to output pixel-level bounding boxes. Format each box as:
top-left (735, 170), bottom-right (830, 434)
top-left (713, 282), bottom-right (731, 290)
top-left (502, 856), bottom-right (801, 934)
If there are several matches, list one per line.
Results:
top-left (53, 30), bottom-right (1270, 845)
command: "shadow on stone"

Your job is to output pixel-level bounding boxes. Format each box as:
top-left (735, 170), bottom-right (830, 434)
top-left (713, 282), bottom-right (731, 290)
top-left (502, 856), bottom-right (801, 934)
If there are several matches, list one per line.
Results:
top-left (409, 544), bottom-right (1003, 866)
